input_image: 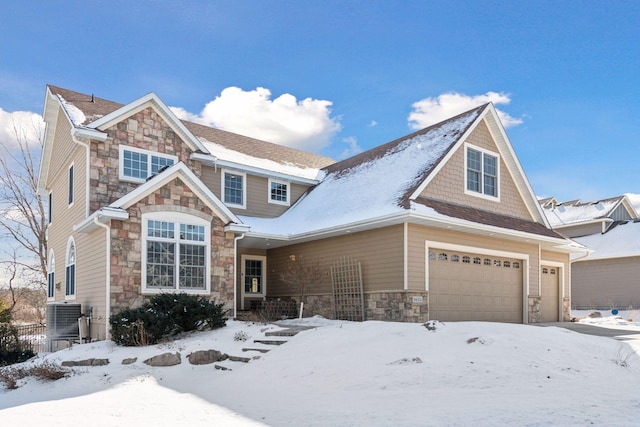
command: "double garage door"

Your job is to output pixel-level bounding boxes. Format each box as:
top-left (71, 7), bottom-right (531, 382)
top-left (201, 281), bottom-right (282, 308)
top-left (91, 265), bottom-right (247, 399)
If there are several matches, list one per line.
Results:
top-left (428, 249), bottom-right (524, 323)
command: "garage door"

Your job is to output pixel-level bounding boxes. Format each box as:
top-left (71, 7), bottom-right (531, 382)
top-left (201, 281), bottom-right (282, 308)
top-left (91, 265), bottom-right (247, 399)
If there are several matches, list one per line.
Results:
top-left (428, 249), bottom-right (523, 323)
top-left (540, 266), bottom-right (559, 322)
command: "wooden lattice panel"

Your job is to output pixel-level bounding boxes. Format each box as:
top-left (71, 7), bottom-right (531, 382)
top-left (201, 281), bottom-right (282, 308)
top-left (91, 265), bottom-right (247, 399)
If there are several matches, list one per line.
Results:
top-left (331, 257), bottom-right (365, 321)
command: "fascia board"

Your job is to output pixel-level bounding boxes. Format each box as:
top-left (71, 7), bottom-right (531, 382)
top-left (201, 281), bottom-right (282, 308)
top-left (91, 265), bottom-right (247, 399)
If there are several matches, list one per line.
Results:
top-left (72, 127), bottom-right (108, 142)
top-left (88, 93), bottom-right (210, 155)
top-left (37, 88), bottom-right (60, 195)
top-left (192, 153), bottom-right (320, 185)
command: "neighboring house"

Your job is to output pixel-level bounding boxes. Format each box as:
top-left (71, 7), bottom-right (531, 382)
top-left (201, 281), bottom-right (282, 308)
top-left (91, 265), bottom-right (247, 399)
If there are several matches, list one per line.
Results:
top-left (540, 196), bottom-right (637, 238)
top-left (541, 196), bottom-right (640, 309)
top-left (38, 85), bottom-right (584, 342)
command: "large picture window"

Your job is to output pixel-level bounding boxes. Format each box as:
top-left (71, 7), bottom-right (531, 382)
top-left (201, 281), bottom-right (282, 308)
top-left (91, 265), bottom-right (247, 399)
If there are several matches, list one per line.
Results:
top-left (119, 146), bottom-right (177, 183)
top-left (142, 213), bottom-right (210, 293)
top-left (466, 145), bottom-right (499, 198)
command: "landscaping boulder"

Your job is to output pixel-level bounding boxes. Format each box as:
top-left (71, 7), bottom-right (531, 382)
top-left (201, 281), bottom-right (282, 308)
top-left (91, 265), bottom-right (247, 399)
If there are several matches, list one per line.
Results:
top-left (187, 349), bottom-right (228, 365)
top-left (143, 352), bottom-right (181, 367)
top-left (122, 357), bottom-right (137, 365)
top-left (61, 358), bottom-right (109, 367)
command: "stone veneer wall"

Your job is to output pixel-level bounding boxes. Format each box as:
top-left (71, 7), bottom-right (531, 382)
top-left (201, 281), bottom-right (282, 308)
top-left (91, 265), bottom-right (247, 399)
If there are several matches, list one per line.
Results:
top-left (297, 291), bottom-right (429, 323)
top-left (528, 296), bottom-right (542, 323)
top-left (90, 107), bottom-right (202, 213)
top-left (109, 177), bottom-right (236, 315)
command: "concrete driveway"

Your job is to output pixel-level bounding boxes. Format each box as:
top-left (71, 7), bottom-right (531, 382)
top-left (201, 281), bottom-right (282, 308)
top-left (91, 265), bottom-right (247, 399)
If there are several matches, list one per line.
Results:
top-left (534, 322), bottom-right (640, 342)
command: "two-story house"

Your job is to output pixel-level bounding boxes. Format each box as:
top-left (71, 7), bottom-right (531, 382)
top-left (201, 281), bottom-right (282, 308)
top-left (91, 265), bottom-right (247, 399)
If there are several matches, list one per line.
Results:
top-left (38, 85), bottom-right (585, 342)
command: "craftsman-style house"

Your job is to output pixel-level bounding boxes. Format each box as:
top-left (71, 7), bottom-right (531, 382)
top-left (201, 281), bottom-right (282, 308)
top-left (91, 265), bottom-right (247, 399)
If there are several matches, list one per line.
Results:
top-left (38, 85), bottom-right (585, 341)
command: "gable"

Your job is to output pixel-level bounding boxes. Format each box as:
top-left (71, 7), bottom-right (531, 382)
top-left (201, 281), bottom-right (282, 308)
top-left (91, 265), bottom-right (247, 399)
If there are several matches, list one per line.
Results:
top-left (418, 119), bottom-right (533, 221)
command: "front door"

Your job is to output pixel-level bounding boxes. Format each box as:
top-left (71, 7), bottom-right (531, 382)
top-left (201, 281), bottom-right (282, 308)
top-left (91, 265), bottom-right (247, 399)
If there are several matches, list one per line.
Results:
top-left (241, 255), bottom-right (266, 310)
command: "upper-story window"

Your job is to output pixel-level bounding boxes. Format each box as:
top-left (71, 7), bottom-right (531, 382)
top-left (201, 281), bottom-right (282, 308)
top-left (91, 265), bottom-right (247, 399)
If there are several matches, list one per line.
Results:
top-left (222, 170), bottom-right (246, 209)
top-left (465, 145), bottom-right (499, 199)
top-left (269, 178), bottom-right (290, 206)
top-left (142, 212), bottom-right (210, 294)
top-left (119, 146), bottom-right (177, 183)
top-left (68, 163), bottom-right (74, 206)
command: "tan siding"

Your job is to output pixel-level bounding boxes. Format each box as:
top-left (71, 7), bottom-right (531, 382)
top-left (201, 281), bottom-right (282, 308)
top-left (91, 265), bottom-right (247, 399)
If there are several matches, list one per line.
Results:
top-left (47, 114), bottom-right (76, 189)
top-left (47, 147), bottom-right (88, 303)
top-left (200, 165), bottom-right (311, 218)
top-left (557, 222), bottom-right (603, 238)
top-left (265, 225), bottom-right (405, 297)
top-left (75, 229), bottom-right (108, 340)
top-left (420, 120), bottom-right (532, 220)
top-left (407, 224), bottom-right (541, 297)
top-left (572, 257), bottom-right (640, 309)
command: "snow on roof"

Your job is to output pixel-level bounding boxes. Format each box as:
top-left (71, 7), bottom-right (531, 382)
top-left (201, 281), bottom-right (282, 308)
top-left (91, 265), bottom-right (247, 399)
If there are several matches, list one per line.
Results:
top-left (242, 107), bottom-right (482, 236)
top-left (198, 138), bottom-right (325, 181)
top-left (57, 94), bottom-right (87, 126)
top-left (574, 220), bottom-right (640, 260)
top-left (625, 193), bottom-right (640, 213)
top-left (543, 198), bottom-right (621, 227)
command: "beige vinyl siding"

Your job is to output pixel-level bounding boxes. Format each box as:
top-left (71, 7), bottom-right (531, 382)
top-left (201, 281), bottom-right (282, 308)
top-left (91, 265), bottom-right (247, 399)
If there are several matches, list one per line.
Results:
top-left (557, 222), bottom-right (604, 238)
top-left (47, 147), bottom-right (88, 303)
top-left (406, 224), bottom-right (540, 296)
top-left (265, 225), bottom-right (405, 297)
top-left (200, 165), bottom-right (311, 218)
top-left (420, 120), bottom-right (532, 221)
top-left (47, 113), bottom-right (76, 189)
top-left (75, 229), bottom-right (107, 340)
top-left (572, 257), bottom-right (640, 309)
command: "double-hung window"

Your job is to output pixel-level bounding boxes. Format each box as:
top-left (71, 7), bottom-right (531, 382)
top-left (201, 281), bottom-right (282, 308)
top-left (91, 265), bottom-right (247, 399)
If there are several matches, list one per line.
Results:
top-left (119, 146), bottom-right (177, 183)
top-left (268, 178), bottom-right (290, 206)
top-left (466, 145), bottom-right (499, 199)
top-left (222, 170), bottom-right (246, 208)
top-left (143, 213), bottom-right (210, 294)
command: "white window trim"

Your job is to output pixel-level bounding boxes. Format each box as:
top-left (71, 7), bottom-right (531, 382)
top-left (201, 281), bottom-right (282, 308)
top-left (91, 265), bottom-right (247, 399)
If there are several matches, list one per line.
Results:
top-left (47, 250), bottom-right (55, 301)
top-left (118, 145), bottom-right (178, 184)
top-left (268, 178), bottom-right (290, 206)
top-left (141, 211), bottom-right (211, 295)
top-left (68, 163), bottom-right (74, 207)
top-left (65, 237), bottom-right (76, 301)
top-left (463, 143), bottom-right (500, 202)
top-left (221, 169), bottom-right (247, 209)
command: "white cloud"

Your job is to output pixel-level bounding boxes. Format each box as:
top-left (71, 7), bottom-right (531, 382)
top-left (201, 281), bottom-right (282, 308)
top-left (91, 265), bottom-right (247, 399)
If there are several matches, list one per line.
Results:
top-left (338, 136), bottom-right (364, 159)
top-left (408, 91), bottom-right (523, 130)
top-left (0, 108), bottom-right (45, 149)
top-left (171, 86), bottom-right (341, 153)
top-left (369, 120), bottom-right (378, 127)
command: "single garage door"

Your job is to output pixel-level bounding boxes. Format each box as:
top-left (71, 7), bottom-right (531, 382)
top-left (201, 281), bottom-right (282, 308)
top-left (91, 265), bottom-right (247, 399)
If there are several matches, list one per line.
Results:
top-left (540, 266), bottom-right (559, 322)
top-left (428, 249), bottom-right (523, 323)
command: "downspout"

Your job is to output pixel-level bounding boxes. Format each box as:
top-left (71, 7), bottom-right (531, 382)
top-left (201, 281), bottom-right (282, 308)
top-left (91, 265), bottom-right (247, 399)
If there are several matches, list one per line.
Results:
top-left (233, 233), bottom-right (245, 319)
top-left (93, 217), bottom-right (111, 340)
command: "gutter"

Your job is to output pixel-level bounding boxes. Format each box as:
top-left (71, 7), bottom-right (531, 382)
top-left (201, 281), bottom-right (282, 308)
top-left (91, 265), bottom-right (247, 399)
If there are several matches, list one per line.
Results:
top-left (233, 233), bottom-right (246, 319)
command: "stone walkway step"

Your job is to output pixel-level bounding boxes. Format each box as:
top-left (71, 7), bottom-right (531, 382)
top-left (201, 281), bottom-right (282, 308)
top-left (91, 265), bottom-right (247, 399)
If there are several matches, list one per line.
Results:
top-left (265, 330), bottom-right (300, 337)
top-left (254, 339), bottom-right (288, 346)
top-left (242, 347), bottom-right (271, 353)
top-left (227, 355), bottom-right (252, 363)
top-left (214, 364), bottom-right (232, 371)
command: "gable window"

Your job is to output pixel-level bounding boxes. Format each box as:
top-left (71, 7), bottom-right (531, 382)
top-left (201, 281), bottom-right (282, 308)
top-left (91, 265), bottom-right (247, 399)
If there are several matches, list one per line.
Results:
top-left (269, 178), bottom-right (290, 205)
top-left (466, 145), bottom-right (499, 199)
top-left (68, 164), bottom-right (74, 206)
top-left (47, 251), bottom-right (55, 300)
top-left (119, 146), bottom-right (177, 183)
top-left (222, 170), bottom-right (246, 208)
top-left (65, 238), bottom-right (76, 299)
top-left (142, 212), bottom-right (210, 294)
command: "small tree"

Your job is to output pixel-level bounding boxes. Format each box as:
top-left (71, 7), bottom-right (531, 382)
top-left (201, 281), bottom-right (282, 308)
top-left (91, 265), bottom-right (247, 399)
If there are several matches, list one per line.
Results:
top-left (279, 255), bottom-right (323, 306)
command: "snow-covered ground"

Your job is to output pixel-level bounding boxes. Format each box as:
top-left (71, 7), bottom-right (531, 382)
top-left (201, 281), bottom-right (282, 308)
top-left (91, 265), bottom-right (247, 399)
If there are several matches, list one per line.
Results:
top-left (1, 315), bottom-right (640, 426)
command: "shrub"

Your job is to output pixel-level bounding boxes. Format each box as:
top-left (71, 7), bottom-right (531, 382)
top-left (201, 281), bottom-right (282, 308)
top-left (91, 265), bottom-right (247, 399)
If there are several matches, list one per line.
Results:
top-left (110, 293), bottom-right (227, 346)
top-left (0, 361), bottom-right (70, 390)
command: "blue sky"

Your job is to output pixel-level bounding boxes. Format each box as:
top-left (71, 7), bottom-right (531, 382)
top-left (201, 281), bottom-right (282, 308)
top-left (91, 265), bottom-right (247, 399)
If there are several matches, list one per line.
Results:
top-left (1, 0), bottom-right (639, 202)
